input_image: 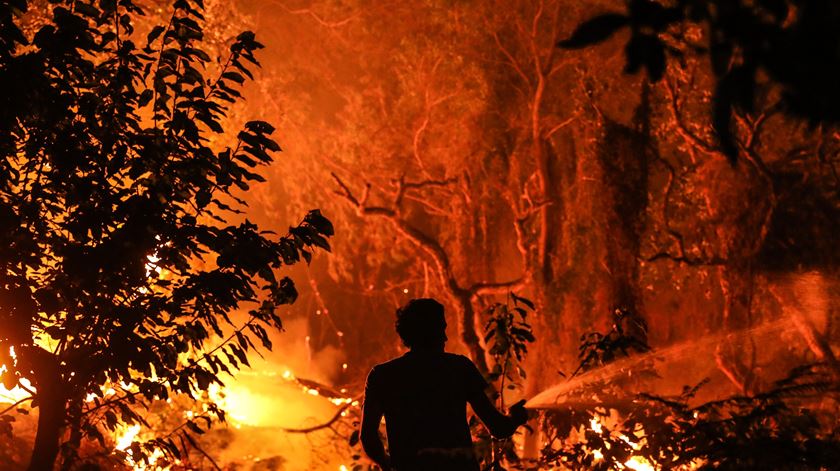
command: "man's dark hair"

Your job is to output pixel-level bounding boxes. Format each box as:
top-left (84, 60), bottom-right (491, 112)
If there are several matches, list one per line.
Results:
top-left (395, 298), bottom-right (446, 348)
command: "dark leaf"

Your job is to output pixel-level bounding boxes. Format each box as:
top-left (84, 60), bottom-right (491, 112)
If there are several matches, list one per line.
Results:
top-left (624, 33), bottom-right (666, 81)
top-left (757, 0), bottom-right (789, 21)
top-left (558, 14), bottom-right (629, 49)
top-left (147, 25), bottom-right (166, 45)
top-left (511, 293), bottom-right (535, 310)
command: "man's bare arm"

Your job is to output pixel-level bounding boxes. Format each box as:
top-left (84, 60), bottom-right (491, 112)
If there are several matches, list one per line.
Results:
top-left (360, 399), bottom-right (391, 470)
top-left (468, 393), bottom-right (529, 439)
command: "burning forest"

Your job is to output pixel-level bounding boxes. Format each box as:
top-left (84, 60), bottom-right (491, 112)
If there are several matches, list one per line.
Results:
top-left (1, 0), bottom-right (840, 470)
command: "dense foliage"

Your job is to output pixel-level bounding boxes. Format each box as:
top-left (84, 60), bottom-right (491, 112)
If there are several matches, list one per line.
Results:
top-left (561, 0), bottom-right (840, 161)
top-left (537, 311), bottom-right (840, 470)
top-left (473, 295), bottom-right (536, 471)
top-left (0, 0), bottom-right (331, 469)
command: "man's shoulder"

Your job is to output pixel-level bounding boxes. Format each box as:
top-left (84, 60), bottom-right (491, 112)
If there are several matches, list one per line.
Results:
top-left (368, 352), bottom-right (474, 374)
top-left (443, 352), bottom-right (473, 365)
top-left (367, 355), bottom-right (408, 378)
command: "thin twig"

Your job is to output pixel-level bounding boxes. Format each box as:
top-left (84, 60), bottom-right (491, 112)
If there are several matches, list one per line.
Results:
top-left (0, 396), bottom-right (33, 416)
top-left (281, 397), bottom-right (361, 434)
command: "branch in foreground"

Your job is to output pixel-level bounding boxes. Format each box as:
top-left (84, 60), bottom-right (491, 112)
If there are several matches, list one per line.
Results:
top-left (0, 396), bottom-right (34, 416)
top-left (281, 397), bottom-right (361, 434)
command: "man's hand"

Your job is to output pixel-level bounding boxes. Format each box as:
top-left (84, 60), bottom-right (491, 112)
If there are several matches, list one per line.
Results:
top-left (374, 454), bottom-right (393, 471)
top-left (508, 399), bottom-right (529, 426)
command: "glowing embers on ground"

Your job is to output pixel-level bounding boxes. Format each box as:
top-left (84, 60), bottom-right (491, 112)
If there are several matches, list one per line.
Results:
top-left (0, 348), bottom-right (357, 470)
top-left (205, 366), bottom-right (358, 429)
top-left (86, 381), bottom-right (176, 471)
top-left (102, 345), bottom-right (358, 469)
top-left (0, 355), bottom-right (171, 470)
top-left (588, 417), bottom-right (654, 471)
top-left (115, 424), bottom-right (141, 451)
top-left (114, 423), bottom-right (169, 470)
top-left (582, 414), bottom-right (703, 471)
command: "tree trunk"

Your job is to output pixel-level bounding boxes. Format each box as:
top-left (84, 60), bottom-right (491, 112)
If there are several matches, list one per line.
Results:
top-left (29, 394), bottom-right (64, 471)
top-left (596, 86), bottom-right (651, 321)
top-left (24, 347), bottom-right (65, 471)
top-left (453, 289), bottom-right (490, 376)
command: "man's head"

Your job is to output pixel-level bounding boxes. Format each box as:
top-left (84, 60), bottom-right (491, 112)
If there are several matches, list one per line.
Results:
top-left (395, 298), bottom-right (447, 350)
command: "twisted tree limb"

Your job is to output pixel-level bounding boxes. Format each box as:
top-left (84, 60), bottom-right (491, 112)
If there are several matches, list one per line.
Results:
top-left (331, 172), bottom-right (525, 375)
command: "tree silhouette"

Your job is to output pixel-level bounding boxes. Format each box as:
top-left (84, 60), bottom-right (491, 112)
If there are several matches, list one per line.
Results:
top-left (560, 0), bottom-right (840, 162)
top-left (0, 0), bottom-right (332, 469)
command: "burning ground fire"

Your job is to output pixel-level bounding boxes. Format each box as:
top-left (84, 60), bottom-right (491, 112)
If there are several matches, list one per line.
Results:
top-left (0, 333), bottom-right (791, 471)
top-left (108, 364), bottom-right (361, 470)
top-left (4, 301), bottom-right (835, 470)
top-left (0, 341), bottom-right (359, 470)
top-left (0, 247), bottom-right (361, 470)
top-left (584, 416), bottom-right (703, 471)
top-left (4, 260), bottom-right (352, 468)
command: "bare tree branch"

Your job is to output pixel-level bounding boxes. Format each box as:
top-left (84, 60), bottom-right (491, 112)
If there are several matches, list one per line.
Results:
top-left (665, 79), bottom-right (722, 157)
top-left (281, 398), bottom-right (361, 434)
top-left (268, 0), bottom-right (360, 28)
top-left (470, 278), bottom-right (525, 296)
top-left (544, 114), bottom-right (578, 138)
top-left (330, 172), bottom-right (530, 374)
top-left (643, 154), bottom-right (729, 266)
top-left (0, 395), bottom-right (34, 416)
top-left (493, 31), bottom-right (532, 89)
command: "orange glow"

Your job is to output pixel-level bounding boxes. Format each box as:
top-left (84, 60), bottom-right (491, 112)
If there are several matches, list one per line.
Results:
top-left (587, 416), bottom-right (702, 471)
top-left (0, 346), bottom-right (33, 404)
top-left (114, 423), bottom-right (170, 471)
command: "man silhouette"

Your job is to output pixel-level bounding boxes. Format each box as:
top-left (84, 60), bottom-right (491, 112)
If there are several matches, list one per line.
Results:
top-left (360, 298), bottom-right (528, 471)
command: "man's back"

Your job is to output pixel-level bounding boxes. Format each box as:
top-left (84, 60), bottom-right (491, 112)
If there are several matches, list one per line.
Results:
top-left (364, 351), bottom-right (486, 470)
top-left (360, 298), bottom-right (527, 470)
